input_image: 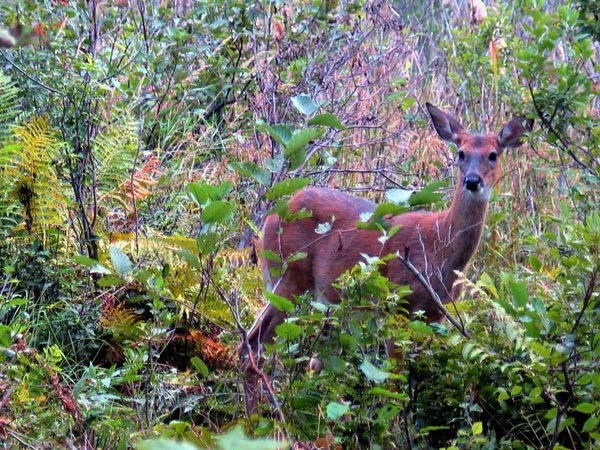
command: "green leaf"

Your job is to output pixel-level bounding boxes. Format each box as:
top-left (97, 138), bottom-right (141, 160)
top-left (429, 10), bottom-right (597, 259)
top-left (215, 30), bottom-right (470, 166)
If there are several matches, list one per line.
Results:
top-left (286, 252), bottom-right (307, 263)
top-left (509, 279), bottom-right (529, 308)
top-left (368, 386), bottom-right (409, 401)
top-left (232, 162), bottom-right (271, 185)
top-left (73, 255), bottom-right (99, 266)
top-left (409, 189), bottom-right (441, 206)
top-left (202, 201), bottom-right (234, 224)
top-left (271, 124), bottom-right (293, 144)
top-left (98, 276), bottom-right (125, 287)
top-left (188, 182), bottom-right (233, 206)
top-left (257, 120), bottom-right (292, 146)
top-left (291, 94), bottom-right (319, 116)
top-left (284, 128), bottom-right (325, 160)
top-left (530, 341), bottom-right (551, 358)
top-left (190, 356), bottom-right (210, 378)
top-left (374, 202), bottom-right (407, 217)
top-left (471, 421), bottom-right (483, 435)
top-left (575, 402), bottom-right (596, 414)
top-left (216, 425), bottom-right (287, 450)
top-left (402, 96), bottom-right (417, 110)
top-left (176, 249), bottom-right (201, 270)
top-left (260, 250), bottom-right (281, 263)
top-left (307, 113), bottom-right (346, 130)
top-left (265, 291), bottom-right (294, 313)
top-left (583, 416), bottom-right (599, 433)
top-left (326, 402), bottom-right (350, 420)
top-left (197, 232), bottom-right (219, 255)
top-left (188, 183), bottom-right (210, 206)
top-left (360, 359), bottom-right (389, 383)
top-left (265, 178), bottom-right (311, 200)
top-left (140, 440), bottom-right (200, 450)
top-left (275, 322), bottom-right (302, 340)
top-left (110, 246), bottom-right (133, 276)
top-left (408, 320), bottom-right (433, 335)
top-left (529, 255), bottom-right (542, 272)
top-left (322, 355), bottom-right (347, 374)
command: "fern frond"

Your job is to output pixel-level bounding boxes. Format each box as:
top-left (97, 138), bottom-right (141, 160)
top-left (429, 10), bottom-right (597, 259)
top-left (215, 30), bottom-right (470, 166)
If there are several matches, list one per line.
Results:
top-left (0, 71), bottom-right (21, 141)
top-left (110, 233), bottom-right (198, 253)
top-left (0, 116), bottom-right (67, 238)
top-left (94, 116), bottom-right (139, 196)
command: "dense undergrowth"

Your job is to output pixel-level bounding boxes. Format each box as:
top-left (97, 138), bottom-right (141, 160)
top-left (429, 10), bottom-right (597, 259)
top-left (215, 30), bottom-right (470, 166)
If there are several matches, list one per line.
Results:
top-left (0, 0), bottom-right (599, 449)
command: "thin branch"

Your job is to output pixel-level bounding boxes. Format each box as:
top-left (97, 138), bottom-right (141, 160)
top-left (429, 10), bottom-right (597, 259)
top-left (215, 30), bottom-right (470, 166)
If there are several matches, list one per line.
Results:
top-left (397, 246), bottom-right (472, 340)
top-left (0, 49), bottom-right (64, 96)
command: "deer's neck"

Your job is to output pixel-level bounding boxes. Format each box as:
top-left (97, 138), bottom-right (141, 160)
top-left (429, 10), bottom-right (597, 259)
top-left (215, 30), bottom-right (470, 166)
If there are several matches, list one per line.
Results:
top-left (437, 187), bottom-right (490, 273)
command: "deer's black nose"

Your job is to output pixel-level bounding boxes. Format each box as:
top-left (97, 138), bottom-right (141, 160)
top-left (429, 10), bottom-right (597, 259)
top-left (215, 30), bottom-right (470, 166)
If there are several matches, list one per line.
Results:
top-left (464, 174), bottom-right (482, 191)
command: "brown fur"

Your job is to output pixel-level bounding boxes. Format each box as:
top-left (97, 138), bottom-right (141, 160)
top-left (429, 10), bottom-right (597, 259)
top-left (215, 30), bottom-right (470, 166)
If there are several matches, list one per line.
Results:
top-left (241, 103), bottom-right (533, 415)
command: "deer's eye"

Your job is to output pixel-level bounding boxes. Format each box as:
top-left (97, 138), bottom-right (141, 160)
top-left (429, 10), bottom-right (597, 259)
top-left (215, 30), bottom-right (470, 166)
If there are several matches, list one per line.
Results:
top-left (457, 150), bottom-right (465, 161)
top-left (489, 152), bottom-right (498, 162)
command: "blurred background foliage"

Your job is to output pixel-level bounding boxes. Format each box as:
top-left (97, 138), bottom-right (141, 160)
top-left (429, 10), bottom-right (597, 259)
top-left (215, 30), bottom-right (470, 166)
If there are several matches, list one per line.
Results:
top-left (0, 0), bottom-right (599, 449)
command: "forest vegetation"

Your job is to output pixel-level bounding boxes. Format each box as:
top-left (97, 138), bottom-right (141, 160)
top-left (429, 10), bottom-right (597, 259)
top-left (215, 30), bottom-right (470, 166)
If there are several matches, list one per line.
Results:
top-left (0, 0), bottom-right (599, 449)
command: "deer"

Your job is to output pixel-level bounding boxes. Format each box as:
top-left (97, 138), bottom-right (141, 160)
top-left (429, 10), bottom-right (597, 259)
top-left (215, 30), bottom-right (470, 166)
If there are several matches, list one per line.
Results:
top-left (240, 103), bottom-right (533, 416)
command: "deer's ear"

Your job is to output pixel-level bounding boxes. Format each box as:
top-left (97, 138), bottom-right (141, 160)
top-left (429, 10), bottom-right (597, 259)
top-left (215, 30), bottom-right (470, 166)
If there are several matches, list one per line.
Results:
top-left (497, 117), bottom-right (534, 151)
top-left (426, 103), bottom-right (466, 147)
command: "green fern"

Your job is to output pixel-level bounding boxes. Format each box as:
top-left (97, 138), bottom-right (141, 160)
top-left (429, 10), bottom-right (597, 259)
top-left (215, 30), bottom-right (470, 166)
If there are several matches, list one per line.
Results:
top-left (94, 116), bottom-right (139, 196)
top-left (0, 71), bottom-right (20, 141)
top-left (0, 116), bottom-right (67, 237)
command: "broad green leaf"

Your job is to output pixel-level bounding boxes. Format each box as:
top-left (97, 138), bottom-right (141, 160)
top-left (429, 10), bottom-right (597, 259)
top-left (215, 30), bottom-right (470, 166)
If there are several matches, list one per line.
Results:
top-left (402, 96), bottom-right (417, 110)
top-left (275, 322), bottom-right (302, 340)
top-left (188, 183), bottom-right (210, 206)
top-left (232, 162), bottom-right (271, 185)
top-left (256, 119), bottom-right (290, 146)
top-left (283, 128), bottom-right (325, 159)
top-left (216, 425), bottom-right (287, 450)
top-left (368, 386), bottom-right (408, 401)
top-left (286, 252), bottom-right (307, 263)
top-left (322, 355), bottom-right (347, 374)
top-left (271, 124), bottom-right (293, 144)
top-left (260, 250), bottom-right (281, 263)
top-left (575, 402), bottom-right (596, 414)
top-left (197, 232), bottom-right (219, 255)
top-left (409, 189), bottom-right (441, 206)
top-left (307, 113), bottom-right (346, 130)
top-left (176, 249), bottom-right (201, 270)
top-left (140, 439), bottom-right (200, 450)
top-left (471, 422), bottom-right (483, 435)
top-left (408, 320), bottom-right (433, 335)
top-left (202, 201), bottom-right (234, 224)
top-left (265, 291), bottom-right (294, 313)
top-left (509, 279), bottom-right (529, 308)
top-left (583, 416), bottom-right (599, 433)
top-left (326, 402), bottom-right (350, 420)
top-left (360, 359), bottom-right (389, 383)
top-left (530, 341), bottom-right (551, 358)
top-left (98, 276), bottom-right (125, 287)
top-left (374, 202), bottom-right (407, 217)
top-left (529, 255), bottom-right (542, 272)
top-left (265, 178), bottom-right (311, 200)
top-left (291, 94), bottom-right (319, 116)
top-left (73, 255), bottom-right (98, 266)
top-left (110, 246), bottom-right (133, 276)
top-left (190, 356), bottom-right (210, 378)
